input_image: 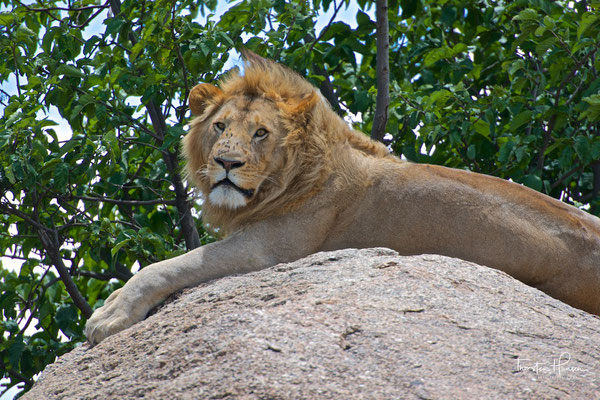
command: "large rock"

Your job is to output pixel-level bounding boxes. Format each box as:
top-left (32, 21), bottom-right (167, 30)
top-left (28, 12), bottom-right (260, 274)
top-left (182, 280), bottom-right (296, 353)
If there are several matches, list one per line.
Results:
top-left (25, 249), bottom-right (600, 399)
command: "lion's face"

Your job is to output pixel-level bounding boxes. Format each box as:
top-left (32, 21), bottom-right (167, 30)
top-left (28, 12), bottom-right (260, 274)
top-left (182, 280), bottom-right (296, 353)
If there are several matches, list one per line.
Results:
top-left (184, 70), bottom-right (322, 229)
top-left (199, 96), bottom-right (285, 209)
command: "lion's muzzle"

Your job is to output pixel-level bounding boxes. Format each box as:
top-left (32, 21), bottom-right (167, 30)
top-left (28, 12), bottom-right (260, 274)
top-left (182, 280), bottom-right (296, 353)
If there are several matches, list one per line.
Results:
top-left (208, 156), bottom-right (255, 209)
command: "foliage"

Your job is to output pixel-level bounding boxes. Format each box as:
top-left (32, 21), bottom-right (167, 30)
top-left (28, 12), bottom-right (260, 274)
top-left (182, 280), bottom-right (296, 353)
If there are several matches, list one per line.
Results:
top-left (386, 0), bottom-right (600, 209)
top-left (0, 0), bottom-right (598, 397)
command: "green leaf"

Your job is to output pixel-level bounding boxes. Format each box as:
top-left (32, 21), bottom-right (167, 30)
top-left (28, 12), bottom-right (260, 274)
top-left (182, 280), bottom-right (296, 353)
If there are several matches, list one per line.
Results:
top-left (111, 238), bottom-right (133, 257)
top-left (542, 16), bottom-right (555, 29)
top-left (574, 136), bottom-right (592, 164)
top-left (53, 163), bottom-right (69, 189)
top-left (424, 47), bottom-right (452, 67)
top-left (1, 319), bottom-right (19, 333)
top-left (467, 144), bottom-right (476, 160)
top-left (0, 12), bottom-right (14, 26)
top-left (513, 9), bottom-right (539, 22)
top-left (401, 0), bottom-right (420, 19)
top-left (452, 43), bottom-right (468, 55)
top-left (473, 119), bottom-right (490, 138)
top-left (534, 25), bottom-right (547, 36)
top-left (162, 124), bottom-right (185, 151)
top-left (507, 59), bottom-right (525, 76)
top-left (56, 64), bottom-right (85, 78)
top-left (130, 42), bottom-right (145, 61)
top-left (105, 17), bottom-right (125, 36)
top-left (4, 165), bottom-right (16, 184)
top-left (55, 304), bottom-right (78, 337)
top-left (216, 31), bottom-right (235, 47)
top-left (592, 141), bottom-right (600, 160)
top-left (103, 130), bottom-right (120, 161)
top-left (319, 22), bottom-right (351, 41)
top-left (521, 174), bottom-right (542, 191)
top-left (498, 141), bottom-right (515, 163)
top-left (515, 146), bottom-right (529, 163)
top-left (510, 110), bottom-right (534, 131)
top-left (15, 26), bottom-right (36, 44)
top-left (356, 10), bottom-right (372, 26)
top-left (83, 35), bottom-right (101, 55)
top-left (536, 37), bottom-right (558, 55)
top-left (583, 94), bottom-right (600, 106)
top-left (8, 335), bottom-right (25, 368)
top-left (580, 94), bottom-right (600, 121)
top-left (440, 6), bottom-right (457, 27)
top-left (59, 138), bottom-right (79, 156)
top-left (578, 12), bottom-right (599, 39)
top-left (352, 90), bottom-right (370, 114)
top-left (429, 89), bottom-right (453, 106)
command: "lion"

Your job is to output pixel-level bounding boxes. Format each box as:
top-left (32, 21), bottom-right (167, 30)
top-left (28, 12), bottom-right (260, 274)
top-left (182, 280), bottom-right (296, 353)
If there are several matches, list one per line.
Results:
top-left (85, 52), bottom-right (600, 345)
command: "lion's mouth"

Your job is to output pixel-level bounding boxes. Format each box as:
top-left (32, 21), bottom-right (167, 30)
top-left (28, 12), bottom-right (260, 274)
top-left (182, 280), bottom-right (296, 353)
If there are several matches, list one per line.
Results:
top-left (212, 178), bottom-right (255, 198)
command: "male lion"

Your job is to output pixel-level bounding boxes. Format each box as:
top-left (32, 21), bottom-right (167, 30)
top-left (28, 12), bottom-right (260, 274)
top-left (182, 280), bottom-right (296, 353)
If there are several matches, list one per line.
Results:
top-left (85, 53), bottom-right (600, 345)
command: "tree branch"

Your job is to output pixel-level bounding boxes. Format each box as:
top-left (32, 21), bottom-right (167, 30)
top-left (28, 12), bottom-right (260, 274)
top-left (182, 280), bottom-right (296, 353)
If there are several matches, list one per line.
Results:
top-left (15, 0), bottom-right (109, 29)
top-left (18, 266), bottom-right (52, 336)
top-left (307, 0), bottom-right (344, 56)
top-left (171, 0), bottom-right (190, 122)
top-left (371, 0), bottom-right (390, 143)
top-left (71, 3), bottom-right (110, 29)
top-left (535, 114), bottom-right (555, 172)
top-left (73, 194), bottom-right (177, 206)
top-left (273, 13), bottom-right (297, 61)
top-left (303, 32), bottom-right (343, 116)
top-left (0, 202), bottom-right (94, 318)
top-left (313, 65), bottom-right (343, 116)
top-left (536, 49), bottom-right (596, 172)
top-left (73, 87), bottom-right (161, 141)
top-left (0, 203), bottom-right (47, 232)
top-left (109, 0), bottom-right (200, 251)
top-left (37, 229), bottom-right (93, 318)
top-left (0, 360), bottom-right (34, 388)
top-left (76, 269), bottom-right (133, 282)
top-left (590, 162), bottom-right (600, 214)
top-left (11, 45), bottom-right (22, 97)
top-left (16, 1), bottom-right (109, 12)
top-left (550, 163), bottom-right (582, 191)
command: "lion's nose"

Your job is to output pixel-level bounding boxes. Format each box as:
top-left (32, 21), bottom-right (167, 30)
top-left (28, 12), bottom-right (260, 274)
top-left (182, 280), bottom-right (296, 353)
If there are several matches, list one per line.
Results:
top-left (214, 157), bottom-right (245, 173)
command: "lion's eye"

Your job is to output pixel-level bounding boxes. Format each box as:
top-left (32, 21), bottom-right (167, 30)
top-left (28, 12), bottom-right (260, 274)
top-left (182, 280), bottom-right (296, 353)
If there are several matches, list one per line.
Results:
top-left (254, 128), bottom-right (268, 138)
top-left (214, 122), bottom-right (225, 132)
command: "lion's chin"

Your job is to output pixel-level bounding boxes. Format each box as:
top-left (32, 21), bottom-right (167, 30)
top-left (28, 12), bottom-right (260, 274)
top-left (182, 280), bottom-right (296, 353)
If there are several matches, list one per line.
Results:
top-left (208, 185), bottom-right (248, 209)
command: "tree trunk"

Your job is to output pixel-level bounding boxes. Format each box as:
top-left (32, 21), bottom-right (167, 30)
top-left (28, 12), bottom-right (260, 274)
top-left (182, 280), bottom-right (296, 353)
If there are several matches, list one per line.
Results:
top-left (109, 0), bottom-right (200, 251)
top-left (371, 0), bottom-right (390, 143)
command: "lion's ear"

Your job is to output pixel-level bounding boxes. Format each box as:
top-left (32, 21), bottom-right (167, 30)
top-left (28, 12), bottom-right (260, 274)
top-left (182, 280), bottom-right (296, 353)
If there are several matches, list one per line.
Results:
top-left (282, 91), bottom-right (320, 115)
top-left (189, 84), bottom-right (224, 116)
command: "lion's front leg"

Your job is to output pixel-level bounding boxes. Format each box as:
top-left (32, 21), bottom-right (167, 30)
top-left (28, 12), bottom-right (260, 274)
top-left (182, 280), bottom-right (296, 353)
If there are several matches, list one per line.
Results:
top-left (84, 208), bottom-right (334, 345)
top-left (84, 223), bottom-right (316, 345)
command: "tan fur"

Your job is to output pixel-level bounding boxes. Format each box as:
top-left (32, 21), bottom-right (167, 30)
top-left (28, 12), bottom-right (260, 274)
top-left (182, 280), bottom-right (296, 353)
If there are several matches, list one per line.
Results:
top-left (86, 54), bottom-right (600, 345)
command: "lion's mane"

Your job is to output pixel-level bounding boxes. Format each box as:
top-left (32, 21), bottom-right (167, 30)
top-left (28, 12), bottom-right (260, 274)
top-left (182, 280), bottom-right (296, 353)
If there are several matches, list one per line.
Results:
top-left (183, 53), bottom-right (390, 234)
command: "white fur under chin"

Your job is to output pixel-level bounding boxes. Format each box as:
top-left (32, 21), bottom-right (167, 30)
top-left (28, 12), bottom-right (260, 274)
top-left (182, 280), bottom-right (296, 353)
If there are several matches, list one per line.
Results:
top-left (208, 185), bottom-right (248, 209)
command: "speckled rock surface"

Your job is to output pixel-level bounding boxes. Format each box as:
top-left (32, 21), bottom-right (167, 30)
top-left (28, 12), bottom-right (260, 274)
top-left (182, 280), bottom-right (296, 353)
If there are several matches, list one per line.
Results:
top-left (24, 248), bottom-right (600, 399)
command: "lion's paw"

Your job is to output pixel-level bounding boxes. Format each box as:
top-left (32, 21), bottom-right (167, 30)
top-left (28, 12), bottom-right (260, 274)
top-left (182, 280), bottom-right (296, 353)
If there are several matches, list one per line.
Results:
top-left (85, 288), bottom-right (144, 345)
